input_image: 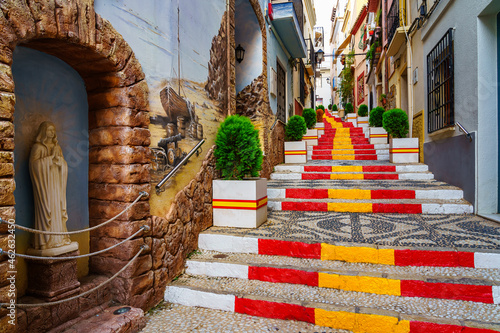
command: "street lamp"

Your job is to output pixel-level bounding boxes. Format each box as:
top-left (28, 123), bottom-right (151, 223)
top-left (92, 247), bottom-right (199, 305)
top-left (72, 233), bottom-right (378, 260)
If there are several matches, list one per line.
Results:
top-left (315, 49), bottom-right (325, 65)
top-left (235, 44), bottom-right (245, 63)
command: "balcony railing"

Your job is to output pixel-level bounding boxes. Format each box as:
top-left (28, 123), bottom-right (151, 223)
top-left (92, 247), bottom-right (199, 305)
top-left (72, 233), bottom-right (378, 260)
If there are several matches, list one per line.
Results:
top-left (387, 0), bottom-right (399, 44)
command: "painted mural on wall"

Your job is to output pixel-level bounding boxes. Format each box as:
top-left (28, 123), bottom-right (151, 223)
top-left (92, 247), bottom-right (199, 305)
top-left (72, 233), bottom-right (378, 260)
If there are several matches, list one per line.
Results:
top-left (95, 0), bottom-right (227, 217)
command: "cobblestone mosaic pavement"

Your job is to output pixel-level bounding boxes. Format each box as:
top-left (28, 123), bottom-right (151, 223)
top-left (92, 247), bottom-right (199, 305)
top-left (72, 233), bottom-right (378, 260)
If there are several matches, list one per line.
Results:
top-left (207, 212), bottom-right (500, 251)
top-left (142, 302), bottom-right (347, 333)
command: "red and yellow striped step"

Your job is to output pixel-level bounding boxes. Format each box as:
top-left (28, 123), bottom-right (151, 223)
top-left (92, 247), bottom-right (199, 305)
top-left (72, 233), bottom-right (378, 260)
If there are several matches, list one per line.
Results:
top-left (234, 297), bottom-right (498, 333)
top-left (247, 266), bottom-right (496, 303)
top-left (312, 155), bottom-right (379, 161)
top-left (281, 201), bottom-right (422, 213)
top-left (285, 189), bottom-right (414, 199)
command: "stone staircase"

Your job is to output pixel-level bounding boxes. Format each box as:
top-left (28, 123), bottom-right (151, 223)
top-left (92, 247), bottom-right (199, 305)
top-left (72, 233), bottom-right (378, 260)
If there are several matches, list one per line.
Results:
top-left (160, 112), bottom-right (500, 332)
top-left (312, 115), bottom-right (388, 161)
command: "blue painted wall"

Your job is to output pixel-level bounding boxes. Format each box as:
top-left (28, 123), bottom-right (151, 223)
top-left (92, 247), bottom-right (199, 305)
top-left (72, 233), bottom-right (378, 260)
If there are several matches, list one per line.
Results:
top-left (267, 25), bottom-right (292, 116)
top-left (235, 0), bottom-right (263, 93)
top-left (12, 46), bottom-right (89, 232)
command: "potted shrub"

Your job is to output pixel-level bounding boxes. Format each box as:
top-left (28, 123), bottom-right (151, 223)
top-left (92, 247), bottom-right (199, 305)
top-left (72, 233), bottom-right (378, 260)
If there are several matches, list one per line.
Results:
top-left (284, 115), bottom-right (307, 164)
top-left (315, 108), bottom-right (325, 137)
top-left (345, 103), bottom-right (356, 126)
top-left (327, 104), bottom-right (332, 111)
top-left (368, 106), bottom-right (388, 144)
top-left (379, 93), bottom-right (387, 107)
top-left (331, 104), bottom-right (339, 117)
top-left (357, 104), bottom-right (369, 134)
top-left (302, 108), bottom-right (319, 156)
top-left (212, 115), bottom-right (267, 228)
top-left (382, 108), bottom-right (418, 163)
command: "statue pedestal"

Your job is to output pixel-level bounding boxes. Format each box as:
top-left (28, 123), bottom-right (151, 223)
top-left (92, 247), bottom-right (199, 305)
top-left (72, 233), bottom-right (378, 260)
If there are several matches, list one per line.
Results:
top-left (25, 243), bottom-right (81, 301)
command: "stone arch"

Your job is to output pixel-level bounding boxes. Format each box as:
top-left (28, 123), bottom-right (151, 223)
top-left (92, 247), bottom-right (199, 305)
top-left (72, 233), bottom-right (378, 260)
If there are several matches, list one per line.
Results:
top-left (0, 0), bottom-right (152, 324)
top-left (232, 0), bottom-right (278, 177)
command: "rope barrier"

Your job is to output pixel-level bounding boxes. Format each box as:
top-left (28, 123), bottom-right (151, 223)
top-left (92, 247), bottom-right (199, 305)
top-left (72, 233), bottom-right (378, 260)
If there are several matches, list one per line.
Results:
top-left (0, 247), bottom-right (144, 308)
top-left (0, 191), bottom-right (148, 235)
top-left (0, 227), bottom-right (147, 260)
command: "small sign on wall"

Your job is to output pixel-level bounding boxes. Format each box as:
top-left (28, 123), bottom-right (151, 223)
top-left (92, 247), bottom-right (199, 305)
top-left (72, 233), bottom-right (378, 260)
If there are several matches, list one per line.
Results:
top-left (270, 68), bottom-right (277, 97)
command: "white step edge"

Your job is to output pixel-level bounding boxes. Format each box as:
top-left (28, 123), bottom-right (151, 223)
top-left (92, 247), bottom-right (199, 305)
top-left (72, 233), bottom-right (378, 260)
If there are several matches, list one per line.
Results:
top-left (198, 234), bottom-right (259, 253)
top-left (474, 253), bottom-right (500, 269)
top-left (415, 190), bottom-right (463, 200)
top-left (421, 203), bottom-right (473, 214)
top-left (165, 286), bottom-right (235, 312)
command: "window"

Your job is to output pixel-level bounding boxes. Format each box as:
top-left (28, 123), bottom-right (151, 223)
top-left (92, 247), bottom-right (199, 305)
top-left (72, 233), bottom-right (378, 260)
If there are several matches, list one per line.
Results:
top-left (427, 28), bottom-right (454, 133)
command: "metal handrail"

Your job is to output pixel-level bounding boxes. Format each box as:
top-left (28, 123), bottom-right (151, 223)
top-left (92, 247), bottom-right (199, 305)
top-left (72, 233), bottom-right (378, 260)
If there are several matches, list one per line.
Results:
top-left (155, 139), bottom-right (205, 194)
top-left (455, 122), bottom-right (472, 142)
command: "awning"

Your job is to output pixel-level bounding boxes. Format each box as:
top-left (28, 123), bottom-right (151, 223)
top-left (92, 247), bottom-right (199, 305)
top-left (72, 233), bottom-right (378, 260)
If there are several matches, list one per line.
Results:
top-left (334, 35), bottom-right (352, 56)
top-left (272, 2), bottom-right (307, 58)
top-left (387, 27), bottom-right (409, 57)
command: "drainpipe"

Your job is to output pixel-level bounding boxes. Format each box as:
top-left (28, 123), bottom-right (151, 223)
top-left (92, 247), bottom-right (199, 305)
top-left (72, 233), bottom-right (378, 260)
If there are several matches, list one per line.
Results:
top-left (405, 0), bottom-right (413, 137)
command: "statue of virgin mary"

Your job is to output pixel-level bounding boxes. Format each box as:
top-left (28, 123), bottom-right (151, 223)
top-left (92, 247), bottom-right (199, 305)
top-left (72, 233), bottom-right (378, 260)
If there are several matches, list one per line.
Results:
top-left (29, 121), bottom-right (72, 250)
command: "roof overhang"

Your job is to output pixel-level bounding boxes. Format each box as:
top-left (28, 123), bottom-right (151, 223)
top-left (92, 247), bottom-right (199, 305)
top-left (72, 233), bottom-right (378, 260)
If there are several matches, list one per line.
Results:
top-left (386, 27), bottom-right (409, 57)
top-left (335, 35), bottom-right (352, 56)
top-left (272, 2), bottom-right (307, 58)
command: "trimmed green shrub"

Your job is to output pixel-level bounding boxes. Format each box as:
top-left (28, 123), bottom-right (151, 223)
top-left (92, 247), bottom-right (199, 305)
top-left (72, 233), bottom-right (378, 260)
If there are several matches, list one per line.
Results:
top-left (369, 106), bottom-right (385, 127)
top-left (358, 104), bottom-right (368, 117)
top-left (382, 108), bottom-right (409, 138)
top-left (331, 104), bottom-right (338, 111)
top-left (302, 108), bottom-right (316, 129)
top-left (316, 108), bottom-right (324, 122)
top-left (328, 104), bottom-right (333, 110)
top-left (214, 115), bottom-right (263, 180)
top-left (315, 105), bottom-right (325, 111)
top-left (345, 103), bottom-right (354, 114)
top-left (285, 115), bottom-right (307, 141)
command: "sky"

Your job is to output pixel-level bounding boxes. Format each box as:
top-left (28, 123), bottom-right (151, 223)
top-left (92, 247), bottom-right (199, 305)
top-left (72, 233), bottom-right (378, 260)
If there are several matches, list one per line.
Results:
top-left (314, 0), bottom-right (335, 65)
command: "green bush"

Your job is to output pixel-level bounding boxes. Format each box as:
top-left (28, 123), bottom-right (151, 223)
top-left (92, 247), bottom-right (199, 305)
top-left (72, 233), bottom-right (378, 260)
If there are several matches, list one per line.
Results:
top-left (315, 105), bottom-right (325, 111)
top-left (316, 108), bottom-right (324, 122)
top-left (345, 103), bottom-right (353, 114)
top-left (369, 106), bottom-right (385, 127)
top-left (328, 104), bottom-right (332, 110)
top-left (382, 108), bottom-right (409, 138)
top-left (285, 115), bottom-right (307, 141)
top-left (358, 104), bottom-right (368, 117)
top-left (302, 108), bottom-right (316, 129)
top-left (331, 104), bottom-right (338, 111)
top-left (214, 115), bottom-right (263, 180)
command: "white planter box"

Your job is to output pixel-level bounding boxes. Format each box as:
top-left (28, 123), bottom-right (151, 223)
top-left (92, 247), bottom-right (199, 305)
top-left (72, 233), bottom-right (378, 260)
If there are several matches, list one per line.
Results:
top-left (302, 129), bottom-right (318, 147)
top-left (330, 111), bottom-right (339, 117)
top-left (284, 141), bottom-right (307, 164)
top-left (315, 122), bottom-right (324, 137)
top-left (346, 113), bottom-right (357, 127)
top-left (369, 127), bottom-right (388, 144)
top-left (390, 138), bottom-right (419, 163)
top-left (357, 116), bottom-right (369, 129)
top-left (213, 178), bottom-right (267, 228)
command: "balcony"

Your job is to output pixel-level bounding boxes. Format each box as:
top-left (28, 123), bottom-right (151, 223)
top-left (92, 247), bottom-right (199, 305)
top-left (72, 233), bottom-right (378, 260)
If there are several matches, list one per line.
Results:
top-left (386, 0), bottom-right (409, 57)
top-left (272, 1), bottom-right (307, 58)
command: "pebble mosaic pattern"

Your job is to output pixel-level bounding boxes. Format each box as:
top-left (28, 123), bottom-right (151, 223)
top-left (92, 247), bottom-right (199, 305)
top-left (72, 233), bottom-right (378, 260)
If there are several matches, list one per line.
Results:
top-left (142, 303), bottom-right (347, 333)
top-left (172, 275), bottom-right (500, 324)
top-left (207, 212), bottom-right (500, 251)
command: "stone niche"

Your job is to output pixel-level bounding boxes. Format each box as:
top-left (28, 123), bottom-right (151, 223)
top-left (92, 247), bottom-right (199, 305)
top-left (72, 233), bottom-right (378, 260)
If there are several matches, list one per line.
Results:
top-left (0, 0), bottom-right (152, 332)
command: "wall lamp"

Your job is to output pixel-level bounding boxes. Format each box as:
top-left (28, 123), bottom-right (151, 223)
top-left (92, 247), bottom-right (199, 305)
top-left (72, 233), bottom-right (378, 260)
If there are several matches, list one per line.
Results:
top-left (236, 44), bottom-right (245, 63)
top-left (315, 49), bottom-right (324, 65)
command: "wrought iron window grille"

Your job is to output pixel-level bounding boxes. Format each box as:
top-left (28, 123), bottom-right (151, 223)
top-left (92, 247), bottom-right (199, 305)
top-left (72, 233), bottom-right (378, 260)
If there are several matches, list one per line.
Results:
top-left (427, 28), bottom-right (454, 133)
